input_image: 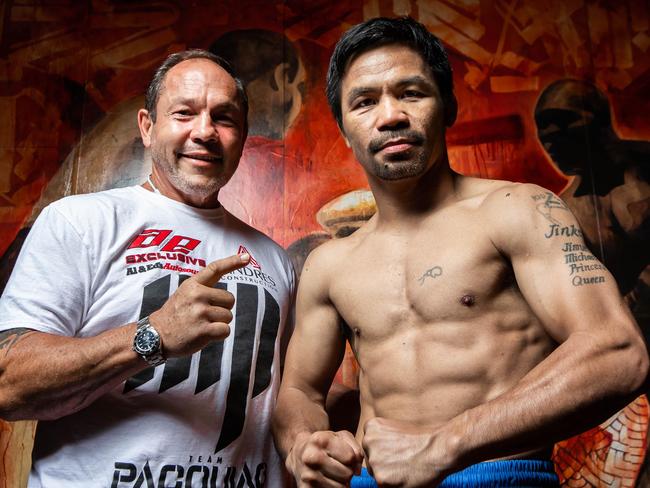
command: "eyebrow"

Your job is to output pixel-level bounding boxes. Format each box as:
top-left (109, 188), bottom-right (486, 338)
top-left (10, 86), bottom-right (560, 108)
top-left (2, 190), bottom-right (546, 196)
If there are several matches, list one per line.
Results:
top-left (345, 75), bottom-right (435, 106)
top-left (346, 87), bottom-right (376, 107)
top-left (167, 98), bottom-right (242, 113)
top-left (211, 101), bottom-right (242, 113)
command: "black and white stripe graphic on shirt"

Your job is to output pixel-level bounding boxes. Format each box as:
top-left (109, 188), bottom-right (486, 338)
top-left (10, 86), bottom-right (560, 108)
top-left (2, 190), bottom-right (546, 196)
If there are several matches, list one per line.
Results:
top-left (123, 273), bottom-right (281, 453)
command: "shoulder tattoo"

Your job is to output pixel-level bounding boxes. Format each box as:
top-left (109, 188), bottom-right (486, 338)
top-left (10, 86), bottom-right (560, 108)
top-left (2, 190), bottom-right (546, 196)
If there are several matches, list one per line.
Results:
top-left (531, 192), bottom-right (584, 239)
top-left (531, 191), bottom-right (568, 225)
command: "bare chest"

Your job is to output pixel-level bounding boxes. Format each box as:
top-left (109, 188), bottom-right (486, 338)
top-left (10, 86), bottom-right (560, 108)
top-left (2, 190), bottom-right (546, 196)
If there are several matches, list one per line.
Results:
top-left (329, 222), bottom-right (515, 341)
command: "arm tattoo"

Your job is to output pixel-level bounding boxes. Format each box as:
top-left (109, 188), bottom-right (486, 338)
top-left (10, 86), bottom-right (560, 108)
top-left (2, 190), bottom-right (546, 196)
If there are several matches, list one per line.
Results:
top-left (0, 328), bottom-right (35, 357)
top-left (418, 266), bottom-right (443, 285)
top-left (531, 192), bottom-right (568, 225)
top-left (562, 242), bottom-right (606, 286)
top-left (531, 192), bottom-right (584, 239)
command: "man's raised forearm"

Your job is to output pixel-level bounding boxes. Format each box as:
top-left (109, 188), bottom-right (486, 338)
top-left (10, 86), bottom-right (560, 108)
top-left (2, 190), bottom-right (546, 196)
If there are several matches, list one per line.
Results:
top-left (272, 385), bottom-right (331, 459)
top-left (439, 330), bottom-right (648, 470)
top-left (0, 325), bottom-right (146, 421)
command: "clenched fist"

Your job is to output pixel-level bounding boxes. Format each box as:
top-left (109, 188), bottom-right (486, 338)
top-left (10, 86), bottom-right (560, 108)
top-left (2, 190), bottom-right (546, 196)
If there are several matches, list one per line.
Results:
top-left (288, 430), bottom-right (364, 487)
top-left (364, 417), bottom-right (450, 488)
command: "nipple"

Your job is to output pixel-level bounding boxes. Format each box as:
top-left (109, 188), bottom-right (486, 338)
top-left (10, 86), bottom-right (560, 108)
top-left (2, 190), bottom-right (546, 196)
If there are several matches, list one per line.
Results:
top-left (460, 294), bottom-right (475, 306)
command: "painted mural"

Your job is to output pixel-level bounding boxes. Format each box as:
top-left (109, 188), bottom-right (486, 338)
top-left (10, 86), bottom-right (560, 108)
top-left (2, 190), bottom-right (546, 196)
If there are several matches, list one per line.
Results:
top-left (0, 0), bottom-right (648, 486)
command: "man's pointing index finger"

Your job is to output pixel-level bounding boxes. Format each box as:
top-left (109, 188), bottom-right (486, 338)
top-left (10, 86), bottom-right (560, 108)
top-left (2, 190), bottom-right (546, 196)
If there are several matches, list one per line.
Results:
top-left (193, 253), bottom-right (250, 287)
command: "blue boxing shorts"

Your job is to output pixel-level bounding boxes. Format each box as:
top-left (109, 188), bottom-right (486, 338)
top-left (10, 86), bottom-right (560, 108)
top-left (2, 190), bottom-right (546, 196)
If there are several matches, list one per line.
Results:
top-left (350, 459), bottom-right (559, 487)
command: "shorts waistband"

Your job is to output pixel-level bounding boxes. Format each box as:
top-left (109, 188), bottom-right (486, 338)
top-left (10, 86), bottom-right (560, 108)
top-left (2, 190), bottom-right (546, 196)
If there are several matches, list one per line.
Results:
top-left (350, 459), bottom-right (559, 487)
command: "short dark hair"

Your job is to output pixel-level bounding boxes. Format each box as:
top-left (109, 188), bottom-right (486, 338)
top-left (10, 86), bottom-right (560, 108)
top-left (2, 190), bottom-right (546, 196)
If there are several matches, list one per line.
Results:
top-left (326, 17), bottom-right (454, 130)
top-left (145, 49), bottom-right (248, 122)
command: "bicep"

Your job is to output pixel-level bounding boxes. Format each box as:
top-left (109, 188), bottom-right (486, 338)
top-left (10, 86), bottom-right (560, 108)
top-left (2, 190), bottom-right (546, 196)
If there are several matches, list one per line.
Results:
top-left (281, 253), bottom-right (346, 403)
top-left (495, 186), bottom-right (638, 342)
top-left (512, 240), bottom-right (629, 342)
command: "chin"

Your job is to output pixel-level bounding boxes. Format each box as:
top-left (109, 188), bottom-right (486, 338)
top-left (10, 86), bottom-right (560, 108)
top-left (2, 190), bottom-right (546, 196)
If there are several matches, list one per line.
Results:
top-left (373, 154), bottom-right (432, 180)
top-left (172, 173), bottom-right (229, 198)
top-left (374, 164), bottom-right (428, 181)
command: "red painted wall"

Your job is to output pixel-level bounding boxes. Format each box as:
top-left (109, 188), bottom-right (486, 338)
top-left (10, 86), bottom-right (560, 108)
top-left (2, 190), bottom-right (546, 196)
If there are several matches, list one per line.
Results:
top-left (0, 1), bottom-right (648, 485)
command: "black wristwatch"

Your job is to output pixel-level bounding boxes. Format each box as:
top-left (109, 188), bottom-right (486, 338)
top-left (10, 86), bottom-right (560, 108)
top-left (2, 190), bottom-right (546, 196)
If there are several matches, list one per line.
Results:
top-left (132, 316), bottom-right (165, 366)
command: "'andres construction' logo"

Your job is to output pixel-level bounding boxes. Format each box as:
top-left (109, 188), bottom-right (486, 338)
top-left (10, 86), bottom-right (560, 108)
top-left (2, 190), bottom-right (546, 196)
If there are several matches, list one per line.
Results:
top-left (125, 229), bottom-right (206, 276)
top-left (238, 245), bottom-right (260, 269)
top-left (222, 245), bottom-right (277, 290)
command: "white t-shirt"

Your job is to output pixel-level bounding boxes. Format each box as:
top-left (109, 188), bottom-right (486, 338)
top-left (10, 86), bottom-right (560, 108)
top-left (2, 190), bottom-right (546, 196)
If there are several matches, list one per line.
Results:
top-left (0, 186), bottom-right (296, 488)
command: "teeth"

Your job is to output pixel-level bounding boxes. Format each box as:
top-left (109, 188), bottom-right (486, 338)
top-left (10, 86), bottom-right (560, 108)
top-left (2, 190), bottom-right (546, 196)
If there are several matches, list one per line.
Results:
top-left (182, 154), bottom-right (221, 162)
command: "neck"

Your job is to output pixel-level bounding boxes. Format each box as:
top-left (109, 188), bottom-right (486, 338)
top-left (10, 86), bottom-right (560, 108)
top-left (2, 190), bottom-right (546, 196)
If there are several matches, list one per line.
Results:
top-left (366, 152), bottom-right (457, 226)
top-left (145, 167), bottom-right (222, 209)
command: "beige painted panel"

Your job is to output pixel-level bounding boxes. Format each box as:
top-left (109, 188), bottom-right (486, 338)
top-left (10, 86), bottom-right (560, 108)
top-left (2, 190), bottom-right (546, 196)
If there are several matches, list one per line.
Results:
top-left (0, 420), bottom-right (36, 488)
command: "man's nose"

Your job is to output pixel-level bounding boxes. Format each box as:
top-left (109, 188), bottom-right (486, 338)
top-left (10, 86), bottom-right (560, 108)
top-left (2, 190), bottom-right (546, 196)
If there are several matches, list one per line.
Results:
top-left (191, 112), bottom-right (219, 143)
top-left (376, 97), bottom-right (409, 131)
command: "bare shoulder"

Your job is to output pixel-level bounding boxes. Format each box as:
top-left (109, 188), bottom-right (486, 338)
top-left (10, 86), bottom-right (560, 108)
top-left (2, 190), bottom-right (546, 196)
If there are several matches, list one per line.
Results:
top-left (478, 181), bottom-right (579, 253)
top-left (302, 239), bottom-right (343, 274)
top-left (302, 218), bottom-right (374, 274)
top-left (479, 180), bottom-right (544, 206)
top-left (453, 175), bottom-right (515, 208)
top-left (297, 231), bottom-right (359, 300)
top-left (479, 181), bottom-right (565, 221)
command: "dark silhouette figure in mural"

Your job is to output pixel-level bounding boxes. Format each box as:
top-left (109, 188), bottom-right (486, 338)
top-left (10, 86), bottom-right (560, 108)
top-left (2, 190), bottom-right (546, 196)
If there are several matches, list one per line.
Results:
top-left (0, 49), bottom-right (296, 487)
top-left (535, 79), bottom-right (650, 331)
top-left (535, 80), bottom-right (650, 486)
top-left (272, 17), bottom-right (649, 488)
top-left (210, 29), bottom-right (305, 140)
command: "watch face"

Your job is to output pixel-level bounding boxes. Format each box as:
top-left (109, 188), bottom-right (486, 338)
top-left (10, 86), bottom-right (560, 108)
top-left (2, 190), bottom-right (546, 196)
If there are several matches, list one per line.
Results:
top-left (134, 328), bottom-right (159, 355)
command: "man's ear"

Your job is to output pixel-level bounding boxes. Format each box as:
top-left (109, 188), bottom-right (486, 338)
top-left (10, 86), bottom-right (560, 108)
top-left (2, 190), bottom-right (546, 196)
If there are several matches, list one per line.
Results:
top-left (337, 119), bottom-right (351, 148)
top-left (138, 109), bottom-right (154, 147)
top-left (242, 120), bottom-right (249, 143)
top-left (340, 127), bottom-right (351, 148)
top-left (444, 94), bottom-right (458, 128)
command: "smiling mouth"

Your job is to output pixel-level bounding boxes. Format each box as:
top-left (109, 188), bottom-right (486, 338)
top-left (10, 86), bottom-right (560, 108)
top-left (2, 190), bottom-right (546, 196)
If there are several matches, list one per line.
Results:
top-left (178, 153), bottom-right (223, 163)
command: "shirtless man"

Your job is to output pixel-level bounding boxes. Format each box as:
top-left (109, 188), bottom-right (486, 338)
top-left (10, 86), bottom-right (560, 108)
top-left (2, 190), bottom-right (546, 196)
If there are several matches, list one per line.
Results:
top-left (271, 17), bottom-right (649, 488)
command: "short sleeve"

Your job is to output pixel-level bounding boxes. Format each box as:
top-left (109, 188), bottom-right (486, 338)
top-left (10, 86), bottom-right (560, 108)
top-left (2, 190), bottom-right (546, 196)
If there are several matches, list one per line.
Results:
top-left (0, 204), bottom-right (93, 336)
